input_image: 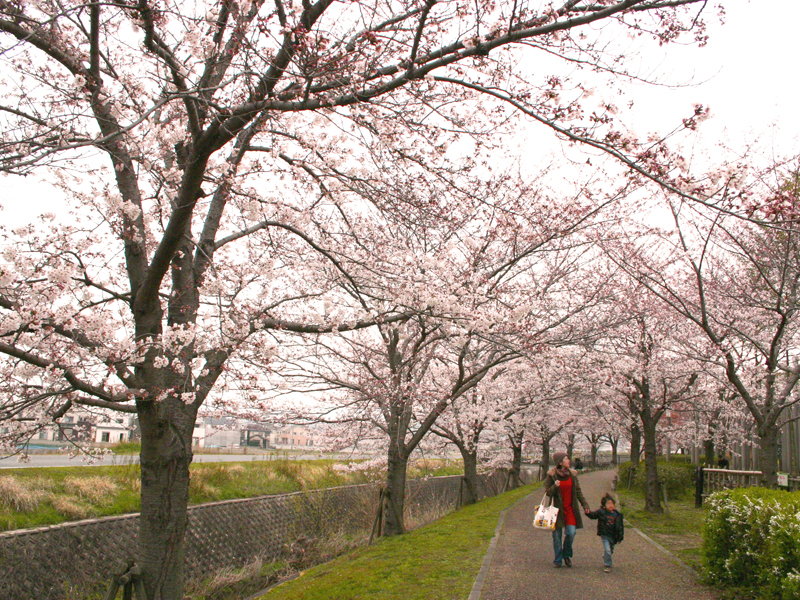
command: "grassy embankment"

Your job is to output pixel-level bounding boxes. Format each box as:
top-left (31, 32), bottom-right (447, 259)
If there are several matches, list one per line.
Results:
top-left (3, 457), bottom-right (710, 599)
top-left (0, 457), bottom-right (461, 531)
top-left (615, 487), bottom-right (707, 571)
top-left (243, 482), bottom-right (540, 600)
top-left (245, 474), bottom-right (710, 600)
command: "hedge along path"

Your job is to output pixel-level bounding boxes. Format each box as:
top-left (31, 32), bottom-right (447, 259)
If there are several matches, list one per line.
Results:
top-left (477, 469), bottom-right (719, 600)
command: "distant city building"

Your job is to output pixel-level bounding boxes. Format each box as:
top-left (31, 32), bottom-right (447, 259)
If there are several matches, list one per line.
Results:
top-left (191, 417), bottom-right (315, 450)
top-left (240, 425), bottom-right (272, 449)
top-left (193, 417), bottom-right (246, 448)
top-left (19, 410), bottom-right (316, 451)
top-left (28, 410), bottom-right (135, 447)
top-left (269, 425), bottom-right (315, 449)
top-left (94, 417), bottom-right (133, 444)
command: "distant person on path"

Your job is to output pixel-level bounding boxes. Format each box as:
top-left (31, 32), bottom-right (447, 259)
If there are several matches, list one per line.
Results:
top-left (585, 493), bottom-right (625, 573)
top-left (574, 457), bottom-right (584, 470)
top-left (544, 452), bottom-right (590, 568)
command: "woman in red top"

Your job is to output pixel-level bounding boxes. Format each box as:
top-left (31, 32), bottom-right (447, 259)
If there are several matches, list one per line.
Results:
top-left (544, 452), bottom-right (590, 568)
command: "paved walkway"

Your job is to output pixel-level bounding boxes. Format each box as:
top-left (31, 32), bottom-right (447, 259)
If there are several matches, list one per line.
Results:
top-left (471, 469), bottom-right (719, 600)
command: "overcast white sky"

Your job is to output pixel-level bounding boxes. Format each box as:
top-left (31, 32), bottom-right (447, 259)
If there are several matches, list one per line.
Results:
top-left (626, 0), bottom-right (799, 155)
top-left (0, 0), bottom-right (796, 227)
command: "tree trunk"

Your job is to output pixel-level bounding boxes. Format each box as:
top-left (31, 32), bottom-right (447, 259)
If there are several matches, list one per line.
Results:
top-left (630, 424), bottom-right (641, 465)
top-left (642, 418), bottom-right (663, 514)
top-left (590, 444), bottom-right (598, 466)
top-left (610, 438), bottom-right (619, 464)
top-left (461, 449), bottom-right (479, 505)
top-left (137, 398), bottom-right (196, 600)
top-left (757, 423), bottom-right (780, 488)
top-left (566, 434), bottom-right (575, 460)
top-left (541, 439), bottom-right (551, 480)
top-left (703, 439), bottom-right (715, 466)
top-left (509, 443), bottom-right (523, 489)
top-left (383, 446), bottom-right (408, 536)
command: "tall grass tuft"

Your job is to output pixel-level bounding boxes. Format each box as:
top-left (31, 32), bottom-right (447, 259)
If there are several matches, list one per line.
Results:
top-left (63, 476), bottom-right (117, 503)
top-left (0, 476), bottom-right (48, 512)
top-left (50, 495), bottom-right (90, 520)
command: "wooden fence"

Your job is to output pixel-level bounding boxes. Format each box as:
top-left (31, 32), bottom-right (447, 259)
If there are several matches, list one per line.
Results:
top-left (702, 468), bottom-right (764, 497)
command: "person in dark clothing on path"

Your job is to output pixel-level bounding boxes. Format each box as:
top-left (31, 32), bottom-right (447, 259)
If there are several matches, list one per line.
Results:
top-left (544, 452), bottom-right (590, 568)
top-left (585, 493), bottom-right (624, 572)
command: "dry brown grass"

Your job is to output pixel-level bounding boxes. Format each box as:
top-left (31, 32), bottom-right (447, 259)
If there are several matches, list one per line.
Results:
top-left (0, 476), bottom-right (49, 512)
top-left (189, 469), bottom-right (221, 497)
top-left (199, 557), bottom-right (266, 592)
top-left (63, 476), bottom-right (117, 503)
top-left (296, 464), bottom-right (328, 488)
top-left (50, 495), bottom-right (90, 520)
top-left (185, 554), bottom-right (288, 600)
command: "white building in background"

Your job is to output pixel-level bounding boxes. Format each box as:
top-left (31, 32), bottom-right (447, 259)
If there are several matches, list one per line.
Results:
top-left (94, 417), bottom-right (132, 444)
top-left (28, 410), bottom-right (136, 446)
top-left (269, 426), bottom-right (315, 449)
top-left (192, 417), bottom-right (244, 448)
top-left (191, 417), bottom-right (316, 450)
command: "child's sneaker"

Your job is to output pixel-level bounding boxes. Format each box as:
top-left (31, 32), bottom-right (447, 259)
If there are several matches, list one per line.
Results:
top-left (604, 566), bottom-right (611, 573)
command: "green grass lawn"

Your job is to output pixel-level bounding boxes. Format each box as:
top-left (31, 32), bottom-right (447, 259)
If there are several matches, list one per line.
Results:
top-left (615, 487), bottom-right (707, 570)
top-left (256, 482), bottom-right (540, 600)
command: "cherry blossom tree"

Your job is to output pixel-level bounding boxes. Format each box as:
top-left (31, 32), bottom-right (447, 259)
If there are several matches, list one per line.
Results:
top-left (290, 319), bottom-right (522, 535)
top-left (0, 0), bottom-right (715, 596)
top-left (588, 281), bottom-right (705, 512)
top-left (521, 375), bottom-right (578, 468)
top-left (431, 379), bottom-right (505, 505)
top-left (608, 189), bottom-right (800, 488)
top-left (473, 350), bottom-right (585, 484)
top-left (682, 386), bottom-right (748, 466)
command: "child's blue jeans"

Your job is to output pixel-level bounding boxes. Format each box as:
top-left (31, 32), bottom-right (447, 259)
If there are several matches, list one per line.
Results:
top-left (601, 535), bottom-right (615, 567)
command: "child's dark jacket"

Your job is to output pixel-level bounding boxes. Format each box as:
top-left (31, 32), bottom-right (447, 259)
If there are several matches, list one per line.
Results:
top-left (586, 507), bottom-right (624, 543)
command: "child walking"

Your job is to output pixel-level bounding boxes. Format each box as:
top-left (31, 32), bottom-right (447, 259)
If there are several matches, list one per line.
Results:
top-left (584, 493), bottom-right (624, 572)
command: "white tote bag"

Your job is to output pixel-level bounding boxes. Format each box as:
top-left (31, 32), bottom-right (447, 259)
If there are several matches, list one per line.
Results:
top-left (532, 492), bottom-right (559, 530)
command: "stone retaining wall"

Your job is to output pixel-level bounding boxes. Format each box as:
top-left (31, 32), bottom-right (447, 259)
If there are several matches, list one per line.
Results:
top-left (0, 469), bottom-right (526, 599)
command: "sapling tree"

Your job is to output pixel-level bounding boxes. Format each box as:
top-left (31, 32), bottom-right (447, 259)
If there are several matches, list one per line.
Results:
top-left (0, 0), bottom-right (716, 595)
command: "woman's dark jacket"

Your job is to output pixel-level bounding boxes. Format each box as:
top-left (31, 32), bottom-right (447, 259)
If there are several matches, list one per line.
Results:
top-left (586, 507), bottom-right (625, 543)
top-left (543, 467), bottom-right (590, 529)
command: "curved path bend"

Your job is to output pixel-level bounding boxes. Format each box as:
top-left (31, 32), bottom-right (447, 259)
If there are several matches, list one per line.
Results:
top-left (472, 469), bottom-right (718, 600)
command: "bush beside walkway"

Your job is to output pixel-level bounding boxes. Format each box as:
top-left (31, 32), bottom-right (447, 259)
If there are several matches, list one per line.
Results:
top-left (704, 487), bottom-right (800, 600)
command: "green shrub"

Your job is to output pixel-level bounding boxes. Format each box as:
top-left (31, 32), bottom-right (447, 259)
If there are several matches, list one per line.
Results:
top-left (703, 487), bottom-right (800, 600)
top-left (617, 459), bottom-right (696, 499)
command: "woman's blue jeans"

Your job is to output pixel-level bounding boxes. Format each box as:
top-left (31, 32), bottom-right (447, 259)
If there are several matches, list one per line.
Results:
top-left (552, 525), bottom-right (577, 565)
